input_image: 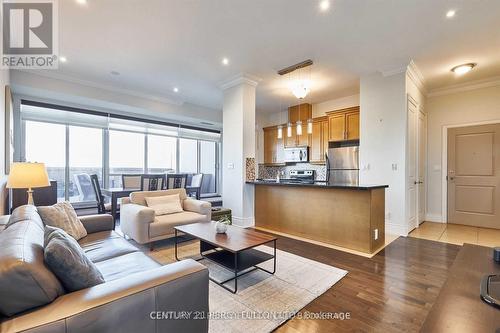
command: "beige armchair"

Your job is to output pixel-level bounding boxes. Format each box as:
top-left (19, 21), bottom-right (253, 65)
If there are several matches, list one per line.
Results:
top-left (120, 188), bottom-right (211, 249)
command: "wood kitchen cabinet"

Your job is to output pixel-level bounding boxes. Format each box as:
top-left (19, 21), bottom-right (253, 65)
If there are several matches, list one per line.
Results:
top-left (263, 126), bottom-right (284, 164)
top-left (309, 116), bottom-right (329, 163)
top-left (284, 125), bottom-right (310, 147)
top-left (327, 106), bottom-right (360, 142)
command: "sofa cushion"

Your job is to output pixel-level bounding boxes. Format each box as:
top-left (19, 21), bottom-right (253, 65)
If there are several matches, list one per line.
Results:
top-left (130, 188), bottom-right (187, 206)
top-left (38, 202), bottom-right (87, 240)
top-left (79, 233), bottom-right (139, 263)
top-left (44, 226), bottom-right (104, 292)
top-left (0, 219), bottom-right (64, 316)
top-left (95, 252), bottom-right (160, 281)
top-left (150, 211), bottom-right (207, 238)
top-left (145, 194), bottom-right (184, 216)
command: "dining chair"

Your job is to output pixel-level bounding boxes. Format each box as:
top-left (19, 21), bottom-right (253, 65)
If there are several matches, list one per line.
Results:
top-left (187, 173), bottom-right (203, 199)
top-left (141, 174), bottom-right (167, 191)
top-left (166, 173), bottom-right (188, 189)
top-left (121, 174), bottom-right (142, 189)
top-left (90, 174), bottom-right (111, 214)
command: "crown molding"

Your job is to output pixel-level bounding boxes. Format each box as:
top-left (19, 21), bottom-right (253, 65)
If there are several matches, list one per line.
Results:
top-left (406, 60), bottom-right (426, 93)
top-left (427, 76), bottom-right (500, 97)
top-left (219, 73), bottom-right (262, 90)
top-left (15, 69), bottom-right (185, 106)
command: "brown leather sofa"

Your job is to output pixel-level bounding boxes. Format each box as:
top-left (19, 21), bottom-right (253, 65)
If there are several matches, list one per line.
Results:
top-left (0, 205), bottom-right (209, 333)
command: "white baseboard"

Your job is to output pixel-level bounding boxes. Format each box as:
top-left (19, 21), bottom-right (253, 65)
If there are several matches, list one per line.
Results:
top-left (385, 221), bottom-right (408, 236)
top-left (425, 214), bottom-right (445, 223)
top-left (232, 216), bottom-right (254, 228)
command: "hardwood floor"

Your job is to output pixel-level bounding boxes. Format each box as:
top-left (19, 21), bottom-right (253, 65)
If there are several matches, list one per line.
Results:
top-left (267, 234), bottom-right (460, 333)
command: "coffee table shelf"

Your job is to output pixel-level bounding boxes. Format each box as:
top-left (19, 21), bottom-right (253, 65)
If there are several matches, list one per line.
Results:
top-left (202, 248), bottom-right (274, 272)
top-left (174, 222), bottom-right (277, 293)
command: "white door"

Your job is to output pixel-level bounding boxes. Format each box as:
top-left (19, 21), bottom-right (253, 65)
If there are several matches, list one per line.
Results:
top-left (417, 111), bottom-right (427, 224)
top-left (407, 97), bottom-right (418, 230)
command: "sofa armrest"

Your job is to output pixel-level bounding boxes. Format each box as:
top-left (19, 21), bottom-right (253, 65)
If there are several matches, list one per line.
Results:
top-left (183, 199), bottom-right (211, 220)
top-left (119, 203), bottom-right (156, 244)
top-left (1, 260), bottom-right (209, 333)
top-left (121, 203), bottom-right (155, 225)
top-left (79, 214), bottom-right (114, 233)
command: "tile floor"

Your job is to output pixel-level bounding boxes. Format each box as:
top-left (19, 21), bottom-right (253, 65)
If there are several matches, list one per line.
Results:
top-left (409, 221), bottom-right (500, 247)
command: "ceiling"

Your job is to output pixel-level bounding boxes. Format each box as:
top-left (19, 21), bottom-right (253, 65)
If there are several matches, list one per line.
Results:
top-left (50, 0), bottom-right (500, 112)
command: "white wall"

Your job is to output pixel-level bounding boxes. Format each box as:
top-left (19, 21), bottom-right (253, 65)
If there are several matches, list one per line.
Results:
top-left (360, 72), bottom-right (407, 235)
top-left (222, 80), bottom-right (256, 227)
top-left (312, 94), bottom-right (360, 117)
top-left (10, 70), bottom-right (222, 127)
top-left (426, 85), bottom-right (500, 222)
top-left (0, 69), bottom-right (10, 214)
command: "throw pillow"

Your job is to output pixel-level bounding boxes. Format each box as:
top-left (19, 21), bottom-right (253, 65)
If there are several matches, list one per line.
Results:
top-left (145, 194), bottom-right (183, 216)
top-left (44, 225), bottom-right (104, 292)
top-left (38, 201), bottom-right (87, 240)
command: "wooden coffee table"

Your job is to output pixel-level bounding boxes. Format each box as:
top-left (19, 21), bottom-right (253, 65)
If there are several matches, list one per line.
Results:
top-left (174, 222), bottom-right (277, 293)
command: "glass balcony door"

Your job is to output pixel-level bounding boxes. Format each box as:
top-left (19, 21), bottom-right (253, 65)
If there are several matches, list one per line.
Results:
top-left (109, 130), bottom-right (145, 188)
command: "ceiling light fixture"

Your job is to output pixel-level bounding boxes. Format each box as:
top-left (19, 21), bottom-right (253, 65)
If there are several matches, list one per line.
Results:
top-left (222, 57), bottom-right (229, 65)
top-left (59, 56), bottom-right (67, 63)
top-left (446, 10), bottom-right (456, 18)
top-left (110, 71), bottom-right (120, 76)
top-left (76, 0), bottom-right (87, 5)
top-left (173, 87), bottom-right (179, 93)
top-left (451, 63), bottom-right (476, 75)
top-left (319, 0), bottom-right (330, 12)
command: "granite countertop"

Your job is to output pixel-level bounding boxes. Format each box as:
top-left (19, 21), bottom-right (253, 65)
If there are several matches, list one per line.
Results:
top-left (246, 179), bottom-right (389, 190)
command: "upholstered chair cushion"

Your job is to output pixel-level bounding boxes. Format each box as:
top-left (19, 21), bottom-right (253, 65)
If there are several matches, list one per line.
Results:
top-left (44, 226), bottom-right (104, 292)
top-left (38, 201), bottom-right (87, 240)
top-left (145, 194), bottom-right (184, 216)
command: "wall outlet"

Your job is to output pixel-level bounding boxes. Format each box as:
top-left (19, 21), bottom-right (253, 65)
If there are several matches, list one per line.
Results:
top-left (227, 163), bottom-right (234, 169)
top-left (385, 212), bottom-right (391, 220)
top-left (391, 163), bottom-right (398, 171)
top-left (374, 229), bottom-right (379, 240)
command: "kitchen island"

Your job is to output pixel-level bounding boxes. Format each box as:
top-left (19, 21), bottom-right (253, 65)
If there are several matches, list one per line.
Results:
top-left (247, 180), bottom-right (388, 255)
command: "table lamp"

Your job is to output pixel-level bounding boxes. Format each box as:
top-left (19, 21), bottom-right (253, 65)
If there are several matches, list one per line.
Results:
top-left (7, 162), bottom-right (50, 205)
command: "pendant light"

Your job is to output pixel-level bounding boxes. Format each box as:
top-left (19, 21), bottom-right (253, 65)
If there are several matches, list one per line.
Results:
top-left (307, 118), bottom-right (313, 134)
top-left (287, 122), bottom-right (292, 137)
top-left (277, 125), bottom-right (283, 139)
top-left (296, 103), bottom-right (302, 135)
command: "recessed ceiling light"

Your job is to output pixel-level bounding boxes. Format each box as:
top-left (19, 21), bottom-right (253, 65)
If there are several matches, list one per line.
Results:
top-left (319, 0), bottom-right (330, 11)
top-left (59, 56), bottom-right (67, 63)
top-left (446, 10), bottom-right (456, 18)
top-left (222, 57), bottom-right (229, 65)
top-left (76, 0), bottom-right (87, 5)
top-left (451, 63), bottom-right (476, 75)
top-left (173, 87), bottom-right (179, 93)
top-left (110, 70), bottom-right (120, 76)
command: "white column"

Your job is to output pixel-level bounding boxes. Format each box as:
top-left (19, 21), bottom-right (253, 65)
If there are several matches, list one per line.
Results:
top-left (220, 74), bottom-right (259, 227)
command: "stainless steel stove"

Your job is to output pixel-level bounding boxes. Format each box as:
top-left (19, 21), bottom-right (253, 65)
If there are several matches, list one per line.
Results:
top-left (288, 170), bottom-right (315, 184)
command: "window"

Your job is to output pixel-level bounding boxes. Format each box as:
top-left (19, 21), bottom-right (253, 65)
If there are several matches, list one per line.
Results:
top-left (25, 121), bottom-right (66, 201)
top-left (69, 126), bottom-right (103, 203)
top-left (109, 130), bottom-right (145, 187)
top-left (199, 141), bottom-right (217, 194)
top-left (147, 134), bottom-right (176, 174)
top-left (22, 101), bottom-right (222, 200)
top-left (179, 138), bottom-right (198, 173)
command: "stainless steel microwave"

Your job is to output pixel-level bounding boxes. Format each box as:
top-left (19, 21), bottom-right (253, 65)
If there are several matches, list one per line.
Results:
top-left (284, 147), bottom-right (309, 163)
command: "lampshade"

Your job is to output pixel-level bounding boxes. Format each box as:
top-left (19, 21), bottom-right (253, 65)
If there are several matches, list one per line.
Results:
top-left (7, 163), bottom-right (50, 189)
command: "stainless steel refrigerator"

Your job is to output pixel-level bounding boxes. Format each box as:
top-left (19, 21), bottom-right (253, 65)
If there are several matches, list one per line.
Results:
top-left (326, 142), bottom-right (359, 185)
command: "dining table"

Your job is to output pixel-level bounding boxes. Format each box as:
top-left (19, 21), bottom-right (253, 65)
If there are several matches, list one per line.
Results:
top-left (101, 187), bottom-right (140, 221)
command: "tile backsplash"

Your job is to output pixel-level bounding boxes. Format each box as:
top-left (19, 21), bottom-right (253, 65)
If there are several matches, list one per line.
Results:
top-left (258, 163), bottom-right (327, 181)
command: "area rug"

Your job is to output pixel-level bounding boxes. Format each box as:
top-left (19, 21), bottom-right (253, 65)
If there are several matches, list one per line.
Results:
top-left (138, 238), bottom-right (348, 333)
